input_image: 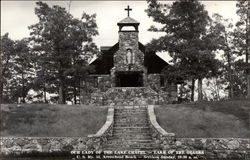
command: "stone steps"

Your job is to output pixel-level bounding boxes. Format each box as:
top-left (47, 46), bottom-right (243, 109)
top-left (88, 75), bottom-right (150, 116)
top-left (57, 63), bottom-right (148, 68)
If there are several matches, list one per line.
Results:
top-left (114, 111), bottom-right (147, 113)
top-left (110, 133), bottom-right (152, 137)
top-left (114, 110), bottom-right (147, 112)
top-left (114, 114), bottom-right (147, 116)
top-left (115, 107), bottom-right (147, 110)
top-left (113, 127), bottom-right (151, 132)
top-left (110, 135), bottom-right (152, 140)
top-left (114, 121), bottom-right (149, 124)
top-left (103, 105), bottom-right (158, 150)
top-left (114, 119), bottom-right (148, 122)
top-left (115, 109), bottom-right (147, 112)
top-left (112, 132), bottom-right (152, 137)
top-left (114, 118), bottom-right (148, 121)
top-left (106, 139), bottom-right (153, 144)
top-left (114, 122), bottom-right (148, 125)
top-left (115, 105), bottom-right (147, 108)
top-left (114, 120), bottom-right (147, 123)
top-left (112, 131), bottom-right (152, 135)
top-left (115, 112), bottom-right (147, 114)
top-left (114, 114), bottom-right (147, 117)
top-left (114, 115), bottom-right (147, 118)
top-left (113, 124), bottom-right (149, 128)
top-left (113, 126), bottom-right (150, 129)
top-left (114, 124), bottom-right (149, 127)
top-left (114, 125), bottom-right (149, 127)
top-left (115, 108), bottom-right (147, 110)
top-left (114, 117), bottom-right (147, 119)
top-left (108, 139), bottom-right (153, 142)
top-left (114, 117), bottom-right (147, 120)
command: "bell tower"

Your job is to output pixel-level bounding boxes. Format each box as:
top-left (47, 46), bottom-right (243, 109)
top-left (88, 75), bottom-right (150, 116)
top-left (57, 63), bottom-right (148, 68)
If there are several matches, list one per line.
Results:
top-left (118, 6), bottom-right (139, 32)
top-left (111, 5), bottom-right (147, 87)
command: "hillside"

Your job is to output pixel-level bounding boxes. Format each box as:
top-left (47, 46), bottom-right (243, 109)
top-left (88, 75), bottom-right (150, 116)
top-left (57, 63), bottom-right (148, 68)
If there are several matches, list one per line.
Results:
top-left (1, 100), bottom-right (250, 138)
top-left (155, 100), bottom-right (250, 138)
top-left (0, 104), bottom-right (107, 137)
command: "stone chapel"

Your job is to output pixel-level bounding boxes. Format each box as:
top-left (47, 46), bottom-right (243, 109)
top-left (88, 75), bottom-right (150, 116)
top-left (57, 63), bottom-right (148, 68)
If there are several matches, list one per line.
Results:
top-left (80, 6), bottom-right (179, 105)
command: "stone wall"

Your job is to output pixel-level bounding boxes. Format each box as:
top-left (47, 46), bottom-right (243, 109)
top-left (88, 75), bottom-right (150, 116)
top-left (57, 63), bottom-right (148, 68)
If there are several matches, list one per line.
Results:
top-left (80, 75), bottom-right (111, 105)
top-left (81, 74), bottom-right (178, 105)
top-left (2, 137), bottom-right (249, 159)
top-left (147, 105), bottom-right (250, 159)
top-left (1, 107), bottom-right (115, 157)
top-left (88, 107), bottom-right (114, 139)
top-left (147, 105), bottom-right (176, 148)
top-left (173, 138), bottom-right (250, 159)
top-left (147, 74), bottom-right (161, 91)
top-left (83, 87), bottom-right (177, 106)
top-left (165, 82), bottom-right (178, 99)
top-left (147, 74), bottom-right (178, 103)
top-left (103, 87), bottom-right (159, 105)
top-left (95, 75), bottom-right (112, 92)
top-left (0, 137), bottom-right (89, 156)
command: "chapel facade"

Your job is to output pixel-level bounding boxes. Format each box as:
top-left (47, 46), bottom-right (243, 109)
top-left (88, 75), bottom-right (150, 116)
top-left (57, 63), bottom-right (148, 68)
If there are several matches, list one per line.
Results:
top-left (80, 6), bottom-right (179, 105)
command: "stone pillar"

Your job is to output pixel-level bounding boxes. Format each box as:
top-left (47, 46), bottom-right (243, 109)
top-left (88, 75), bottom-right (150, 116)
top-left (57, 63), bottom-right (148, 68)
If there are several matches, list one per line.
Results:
top-left (170, 83), bottom-right (178, 100)
top-left (110, 68), bottom-right (116, 87)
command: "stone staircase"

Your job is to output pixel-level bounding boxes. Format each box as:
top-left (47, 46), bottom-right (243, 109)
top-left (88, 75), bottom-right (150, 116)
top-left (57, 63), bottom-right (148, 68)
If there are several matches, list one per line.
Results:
top-left (103, 106), bottom-right (160, 150)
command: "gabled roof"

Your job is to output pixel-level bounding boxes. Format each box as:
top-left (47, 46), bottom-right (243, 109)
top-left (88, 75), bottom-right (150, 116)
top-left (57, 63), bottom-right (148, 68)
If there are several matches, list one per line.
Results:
top-left (90, 42), bottom-right (172, 74)
top-left (90, 43), bottom-right (119, 74)
top-left (117, 17), bottom-right (139, 24)
top-left (100, 46), bottom-right (112, 51)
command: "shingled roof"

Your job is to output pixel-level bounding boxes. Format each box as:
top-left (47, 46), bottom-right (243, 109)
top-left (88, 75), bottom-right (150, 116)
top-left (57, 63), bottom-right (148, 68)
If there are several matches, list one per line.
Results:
top-left (90, 42), bottom-right (170, 74)
top-left (117, 17), bottom-right (139, 24)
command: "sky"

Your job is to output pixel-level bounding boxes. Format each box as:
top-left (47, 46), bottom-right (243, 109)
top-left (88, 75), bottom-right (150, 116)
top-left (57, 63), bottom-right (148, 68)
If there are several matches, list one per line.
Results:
top-left (1, 1), bottom-right (239, 48)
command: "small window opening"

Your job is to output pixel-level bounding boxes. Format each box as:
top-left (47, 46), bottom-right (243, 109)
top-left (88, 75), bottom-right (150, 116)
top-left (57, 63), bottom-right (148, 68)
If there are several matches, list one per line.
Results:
top-left (160, 75), bottom-right (165, 87)
top-left (94, 77), bottom-right (99, 88)
top-left (121, 26), bottom-right (136, 31)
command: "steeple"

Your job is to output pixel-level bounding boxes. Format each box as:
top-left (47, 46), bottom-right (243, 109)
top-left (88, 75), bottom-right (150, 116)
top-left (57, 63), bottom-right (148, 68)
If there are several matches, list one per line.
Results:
top-left (117, 5), bottom-right (140, 32)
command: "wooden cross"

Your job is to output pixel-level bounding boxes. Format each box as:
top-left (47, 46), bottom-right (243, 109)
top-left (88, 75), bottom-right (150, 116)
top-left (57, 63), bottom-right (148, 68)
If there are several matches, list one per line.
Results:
top-left (125, 5), bottom-right (132, 17)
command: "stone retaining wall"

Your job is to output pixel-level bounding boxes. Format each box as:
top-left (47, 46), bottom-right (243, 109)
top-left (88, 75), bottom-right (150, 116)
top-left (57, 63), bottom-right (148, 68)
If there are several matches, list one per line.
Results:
top-left (87, 106), bottom-right (114, 147)
top-left (147, 105), bottom-right (250, 159)
top-left (88, 87), bottom-right (178, 106)
top-left (173, 138), bottom-right (250, 159)
top-left (2, 137), bottom-right (249, 159)
top-left (0, 137), bottom-right (89, 156)
top-left (147, 105), bottom-right (176, 148)
top-left (0, 107), bottom-right (114, 157)
top-left (147, 74), bottom-right (161, 91)
top-left (103, 87), bottom-right (159, 105)
top-left (81, 74), bottom-right (178, 105)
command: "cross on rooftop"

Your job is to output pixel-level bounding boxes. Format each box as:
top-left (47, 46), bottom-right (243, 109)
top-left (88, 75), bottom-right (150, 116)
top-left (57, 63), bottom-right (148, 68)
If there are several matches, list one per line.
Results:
top-left (125, 5), bottom-right (132, 17)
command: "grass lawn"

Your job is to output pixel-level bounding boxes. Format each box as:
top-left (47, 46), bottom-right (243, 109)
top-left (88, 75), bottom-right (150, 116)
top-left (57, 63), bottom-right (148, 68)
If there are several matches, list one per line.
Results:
top-left (155, 100), bottom-right (250, 138)
top-left (0, 104), bottom-right (107, 137)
